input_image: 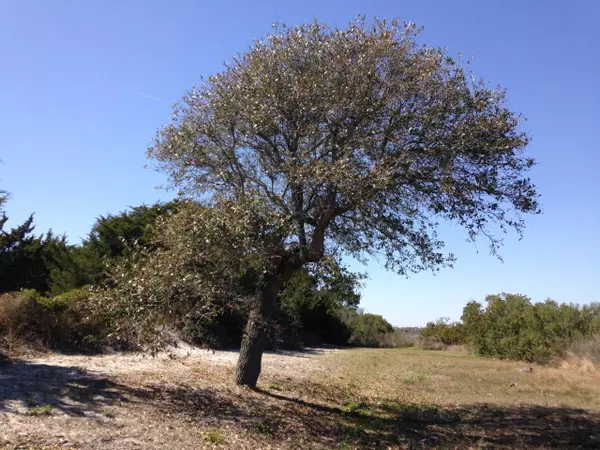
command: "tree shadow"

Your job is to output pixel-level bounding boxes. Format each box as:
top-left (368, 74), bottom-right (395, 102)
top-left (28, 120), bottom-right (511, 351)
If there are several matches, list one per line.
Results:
top-left (0, 358), bottom-right (146, 416)
top-left (253, 389), bottom-right (600, 449)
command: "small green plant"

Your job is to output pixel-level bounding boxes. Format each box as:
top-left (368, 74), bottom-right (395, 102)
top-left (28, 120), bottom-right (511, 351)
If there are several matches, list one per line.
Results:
top-left (338, 439), bottom-right (352, 450)
top-left (342, 400), bottom-right (371, 415)
top-left (266, 381), bottom-right (283, 391)
top-left (204, 429), bottom-right (225, 445)
top-left (101, 407), bottom-right (116, 418)
top-left (27, 403), bottom-right (52, 416)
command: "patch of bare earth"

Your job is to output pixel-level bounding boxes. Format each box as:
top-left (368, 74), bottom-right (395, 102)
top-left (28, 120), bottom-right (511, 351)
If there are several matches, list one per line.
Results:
top-left (1, 347), bottom-right (599, 449)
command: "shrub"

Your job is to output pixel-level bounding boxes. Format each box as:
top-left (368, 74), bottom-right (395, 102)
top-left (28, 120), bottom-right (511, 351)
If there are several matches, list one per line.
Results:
top-left (420, 318), bottom-right (466, 345)
top-left (42, 288), bottom-right (108, 352)
top-left (0, 290), bottom-right (51, 352)
top-left (0, 288), bottom-right (108, 354)
top-left (376, 327), bottom-right (417, 348)
top-left (456, 294), bottom-right (600, 364)
top-left (416, 335), bottom-right (448, 351)
top-left (341, 310), bottom-right (394, 347)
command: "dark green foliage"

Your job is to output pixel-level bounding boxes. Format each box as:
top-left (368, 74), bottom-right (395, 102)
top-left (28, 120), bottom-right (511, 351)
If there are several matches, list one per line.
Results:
top-left (76, 201), bottom-right (181, 286)
top-left (179, 305), bottom-right (246, 349)
top-left (46, 201), bottom-right (180, 293)
top-left (278, 266), bottom-right (361, 347)
top-left (178, 263), bottom-right (362, 349)
top-left (84, 202), bottom-right (179, 259)
top-left (338, 308), bottom-right (394, 347)
top-left (0, 213), bottom-right (73, 294)
top-left (0, 191), bottom-right (374, 352)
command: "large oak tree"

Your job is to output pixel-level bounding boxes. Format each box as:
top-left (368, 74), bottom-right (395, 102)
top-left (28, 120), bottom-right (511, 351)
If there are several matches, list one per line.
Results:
top-left (148, 18), bottom-right (539, 387)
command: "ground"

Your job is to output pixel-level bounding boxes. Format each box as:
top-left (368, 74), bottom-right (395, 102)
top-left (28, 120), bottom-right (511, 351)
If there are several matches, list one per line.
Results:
top-left (1, 346), bottom-right (599, 449)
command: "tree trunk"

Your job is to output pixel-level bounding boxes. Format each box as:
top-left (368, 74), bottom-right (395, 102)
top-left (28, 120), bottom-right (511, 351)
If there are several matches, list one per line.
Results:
top-left (234, 276), bottom-right (281, 388)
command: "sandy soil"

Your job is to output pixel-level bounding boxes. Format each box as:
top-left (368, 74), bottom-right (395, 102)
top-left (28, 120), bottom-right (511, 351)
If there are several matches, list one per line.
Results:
top-left (0, 346), bottom-right (339, 449)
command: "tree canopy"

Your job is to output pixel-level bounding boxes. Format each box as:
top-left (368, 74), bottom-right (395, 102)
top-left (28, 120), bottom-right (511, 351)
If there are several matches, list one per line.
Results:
top-left (149, 18), bottom-right (538, 281)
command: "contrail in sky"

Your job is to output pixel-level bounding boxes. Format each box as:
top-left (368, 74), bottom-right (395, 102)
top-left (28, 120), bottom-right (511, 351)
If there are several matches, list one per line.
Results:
top-left (136, 91), bottom-right (161, 102)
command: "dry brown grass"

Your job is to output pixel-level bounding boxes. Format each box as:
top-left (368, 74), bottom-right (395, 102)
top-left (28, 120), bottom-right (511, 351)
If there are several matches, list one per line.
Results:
top-left (311, 348), bottom-right (600, 409)
top-left (0, 291), bottom-right (50, 354)
top-left (567, 334), bottom-right (600, 368)
top-left (1, 347), bottom-right (599, 449)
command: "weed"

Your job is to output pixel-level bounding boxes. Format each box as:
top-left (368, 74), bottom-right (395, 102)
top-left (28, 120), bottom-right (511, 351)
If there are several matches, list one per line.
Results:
top-left (342, 400), bottom-right (371, 414)
top-left (27, 404), bottom-right (52, 416)
top-left (204, 428), bottom-right (225, 445)
top-left (101, 407), bottom-right (116, 418)
top-left (266, 381), bottom-right (283, 391)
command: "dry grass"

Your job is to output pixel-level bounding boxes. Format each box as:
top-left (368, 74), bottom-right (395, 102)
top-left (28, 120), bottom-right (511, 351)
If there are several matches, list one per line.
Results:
top-left (311, 348), bottom-right (600, 409)
top-left (1, 347), bottom-right (599, 449)
top-left (567, 334), bottom-right (600, 369)
top-left (0, 291), bottom-right (49, 353)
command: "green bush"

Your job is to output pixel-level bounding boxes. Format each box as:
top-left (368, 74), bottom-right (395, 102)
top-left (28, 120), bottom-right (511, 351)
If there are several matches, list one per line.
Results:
top-left (44, 288), bottom-right (108, 352)
top-left (420, 318), bottom-right (466, 345)
top-left (458, 294), bottom-right (600, 364)
top-left (340, 309), bottom-right (394, 347)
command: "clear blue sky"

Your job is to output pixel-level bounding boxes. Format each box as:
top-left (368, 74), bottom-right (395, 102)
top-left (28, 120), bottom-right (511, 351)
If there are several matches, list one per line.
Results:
top-left (1, 1), bottom-right (598, 326)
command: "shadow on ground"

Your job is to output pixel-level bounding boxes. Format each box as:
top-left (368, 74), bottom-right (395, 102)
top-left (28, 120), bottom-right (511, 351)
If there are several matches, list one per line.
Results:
top-left (0, 358), bottom-right (144, 416)
top-left (1, 358), bottom-right (599, 448)
top-left (149, 380), bottom-right (600, 449)
top-left (249, 390), bottom-right (600, 449)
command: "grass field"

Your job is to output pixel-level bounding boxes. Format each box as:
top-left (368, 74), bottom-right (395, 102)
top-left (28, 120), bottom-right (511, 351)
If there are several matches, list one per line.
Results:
top-left (1, 347), bottom-right (599, 449)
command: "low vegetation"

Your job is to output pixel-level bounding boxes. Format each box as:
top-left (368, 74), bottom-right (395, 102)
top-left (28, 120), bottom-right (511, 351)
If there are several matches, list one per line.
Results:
top-left (568, 334), bottom-right (600, 367)
top-left (0, 289), bottom-right (107, 354)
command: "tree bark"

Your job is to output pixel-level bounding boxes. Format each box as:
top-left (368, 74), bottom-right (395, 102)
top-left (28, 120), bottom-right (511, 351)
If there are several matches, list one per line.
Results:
top-left (234, 275), bottom-right (281, 388)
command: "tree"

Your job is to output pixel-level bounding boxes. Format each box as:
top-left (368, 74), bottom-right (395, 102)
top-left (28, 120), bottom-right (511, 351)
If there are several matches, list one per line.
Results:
top-left (76, 201), bottom-right (180, 285)
top-left (345, 311), bottom-right (394, 347)
top-left (148, 18), bottom-right (539, 387)
top-left (84, 202), bottom-right (180, 260)
top-left (0, 213), bottom-right (72, 294)
top-left (0, 190), bottom-right (7, 213)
